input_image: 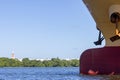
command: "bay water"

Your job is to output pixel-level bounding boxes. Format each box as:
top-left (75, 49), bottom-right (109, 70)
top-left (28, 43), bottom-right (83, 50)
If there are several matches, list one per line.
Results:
top-left (0, 67), bottom-right (112, 80)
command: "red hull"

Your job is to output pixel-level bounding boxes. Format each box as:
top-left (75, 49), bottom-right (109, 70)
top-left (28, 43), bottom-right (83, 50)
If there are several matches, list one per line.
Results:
top-left (80, 47), bottom-right (120, 75)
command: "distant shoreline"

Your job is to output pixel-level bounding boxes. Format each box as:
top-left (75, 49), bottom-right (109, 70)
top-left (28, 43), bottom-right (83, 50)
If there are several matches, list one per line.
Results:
top-left (0, 57), bottom-right (79, 67)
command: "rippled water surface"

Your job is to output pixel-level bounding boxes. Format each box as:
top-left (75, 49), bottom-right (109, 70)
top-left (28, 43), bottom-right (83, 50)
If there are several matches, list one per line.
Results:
top-left (0, 67), bottom-right (114, 80)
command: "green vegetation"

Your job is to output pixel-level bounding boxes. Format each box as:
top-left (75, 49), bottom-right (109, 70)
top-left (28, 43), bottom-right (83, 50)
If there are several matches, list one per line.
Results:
top-left (0, 57), bottom-right (79, 67)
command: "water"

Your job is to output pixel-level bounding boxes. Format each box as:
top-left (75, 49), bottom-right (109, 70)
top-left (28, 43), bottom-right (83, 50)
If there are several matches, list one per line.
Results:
top-left (0, 67), bottom-right (112, 80)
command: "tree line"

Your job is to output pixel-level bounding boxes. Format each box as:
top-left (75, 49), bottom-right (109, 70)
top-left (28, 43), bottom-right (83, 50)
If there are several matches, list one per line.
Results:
top-left (0, 57), bottom-right (79, 67)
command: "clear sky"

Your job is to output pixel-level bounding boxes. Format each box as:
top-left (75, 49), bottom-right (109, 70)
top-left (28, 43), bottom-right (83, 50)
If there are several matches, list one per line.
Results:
top-left (0, 0), bottom-right (104, 59)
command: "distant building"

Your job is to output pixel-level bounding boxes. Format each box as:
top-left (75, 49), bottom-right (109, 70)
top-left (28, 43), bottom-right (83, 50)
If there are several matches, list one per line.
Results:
top-left (11, 51), bottom-right (15, 59)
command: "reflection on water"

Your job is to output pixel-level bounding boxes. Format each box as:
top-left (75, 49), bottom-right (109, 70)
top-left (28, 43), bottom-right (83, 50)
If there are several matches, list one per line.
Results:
top-left (0, 67), bottom-right (119, 80)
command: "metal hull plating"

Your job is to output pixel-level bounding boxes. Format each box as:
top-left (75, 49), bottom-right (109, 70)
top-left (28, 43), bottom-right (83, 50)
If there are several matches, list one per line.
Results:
top-left (80, 47), bottom-right (120, 75)
top-left (80, 0), bottom-right (120, 75)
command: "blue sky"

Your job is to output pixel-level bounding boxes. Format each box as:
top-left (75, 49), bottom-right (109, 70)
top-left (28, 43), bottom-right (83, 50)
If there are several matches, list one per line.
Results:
top-left (0, 0), bottom-right (104, 59)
